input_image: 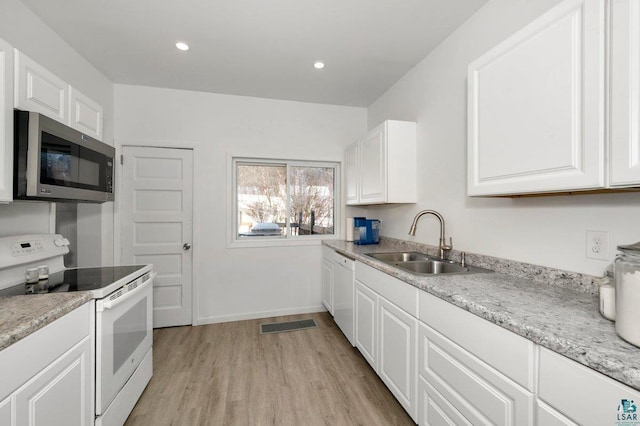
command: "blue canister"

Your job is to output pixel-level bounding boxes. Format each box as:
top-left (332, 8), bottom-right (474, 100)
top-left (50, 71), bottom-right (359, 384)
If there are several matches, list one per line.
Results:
top-left (354, 219), bottom-right (380, 245)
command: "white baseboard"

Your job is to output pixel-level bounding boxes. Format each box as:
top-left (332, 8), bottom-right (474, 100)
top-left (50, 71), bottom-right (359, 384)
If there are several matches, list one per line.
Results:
top-left (196, 305), bottom-right (327, 326)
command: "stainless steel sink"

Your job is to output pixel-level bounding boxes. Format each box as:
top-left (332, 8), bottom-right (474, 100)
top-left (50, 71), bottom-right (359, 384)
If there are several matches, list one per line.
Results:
top-left (365, 252), bottom-right (492, 276)
top-left (366, 252), bottom-right (431, 262)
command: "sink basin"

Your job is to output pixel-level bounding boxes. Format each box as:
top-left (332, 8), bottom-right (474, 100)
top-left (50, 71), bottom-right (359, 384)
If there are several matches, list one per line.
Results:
top-left (366, 252), bottom-right (431, 262)
top-left (365, 251), bottom-right (492, 275)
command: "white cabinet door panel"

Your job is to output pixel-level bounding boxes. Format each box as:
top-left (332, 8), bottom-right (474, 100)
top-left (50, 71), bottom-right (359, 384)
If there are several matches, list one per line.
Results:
top-left (420, 323), bottom-right (534, 426)
top-left (15, 336), bottom-right (92, 426)
top-left (468, 0), bottom-right (605, 195)
top-left (538, 347), bottom-right (640, 425)
top-left (610, 0), bottom-right (640, 186)
top-left (14, 49), bottom-right (68, 123)
top-left (379, 297), bottom-right (417, 421)
top-left (0, 38), bottom-right (13, 203)
top-left (536, 400), bottom-right (579, 426)
top-left (354, 280), bottom-right (377, 370)
top-left (360, 125), bottom-right (386, 203)
top-left (419, 376), bottom-right (472, 426)
top-left (0, 396), bottom-right (10, 425)
top-left (344, 142), bottom-right (359, 205)
top-left (69, 87), bottom-right (103, 140)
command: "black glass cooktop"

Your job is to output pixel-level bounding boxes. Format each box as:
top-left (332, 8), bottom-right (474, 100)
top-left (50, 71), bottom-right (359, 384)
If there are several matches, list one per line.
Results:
top-left (0, 265), bottom-right (146, 297)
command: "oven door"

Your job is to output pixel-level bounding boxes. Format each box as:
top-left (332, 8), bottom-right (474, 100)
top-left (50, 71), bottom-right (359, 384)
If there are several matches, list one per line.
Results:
top-left (95, 273), bottom-right (154, 415)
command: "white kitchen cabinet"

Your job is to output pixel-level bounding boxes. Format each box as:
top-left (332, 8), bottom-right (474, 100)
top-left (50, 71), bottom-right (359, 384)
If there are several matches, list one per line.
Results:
top-left (418, 375), bottom-right (471, 426)
top-left (536, 400), bottom-right (578, 426)
top-left (378, 297), bottom-right (417, 420)
top-left (69, 86), bottom-right (104, 140)
top-left (14, 49), bottom-right (69, 123)
top-left (467, 0), bottom-right (606, 196)
top-left (538, 347), bottom-right (640, 426)
top-left (0, 38), bottom-right (13, 203)
top-left (418, 322), bottom-right (534, 425)
top-left (610, 0), bottom-right (640, 186)
top-left (345, 120), bottom-right (416, 205)
top-left (321, 258), bottom-right (334, 315)
top-left (344, 142), bottom-right (359, 204)
top-left (0, 302), bottom-right (94, 426)
top-left (354, 280), bottom-right (377, 370)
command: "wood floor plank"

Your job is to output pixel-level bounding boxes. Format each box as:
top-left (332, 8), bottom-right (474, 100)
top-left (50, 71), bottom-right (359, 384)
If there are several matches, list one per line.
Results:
top-left (125, 312), bottom-right (415, 426)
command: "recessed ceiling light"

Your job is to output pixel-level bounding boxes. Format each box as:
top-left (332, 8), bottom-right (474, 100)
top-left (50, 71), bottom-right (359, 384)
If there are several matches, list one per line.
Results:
top-left (313, 61), bottom-right (325, 69)
top-left (176, 42), bottom-right (190, 51)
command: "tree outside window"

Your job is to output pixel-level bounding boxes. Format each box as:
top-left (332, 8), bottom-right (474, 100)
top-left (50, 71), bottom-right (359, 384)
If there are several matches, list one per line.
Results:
top-left (235, 159), bottom-right (336, 239)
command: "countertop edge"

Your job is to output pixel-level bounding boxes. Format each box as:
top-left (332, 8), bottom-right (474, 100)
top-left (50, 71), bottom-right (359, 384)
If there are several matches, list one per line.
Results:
top-left (0, 292), bottom-right (92, 351)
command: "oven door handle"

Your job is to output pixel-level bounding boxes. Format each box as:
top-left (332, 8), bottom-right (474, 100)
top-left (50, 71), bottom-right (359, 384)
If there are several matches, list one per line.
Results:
top-left (98, 272), bottom-right (156, 311)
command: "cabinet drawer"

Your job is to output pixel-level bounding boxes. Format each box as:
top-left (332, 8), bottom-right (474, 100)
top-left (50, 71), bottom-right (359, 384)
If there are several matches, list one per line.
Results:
top-left (418, 375), bottom-right (472, 426)
top-left (355, 261), bottom-right (418, 316)
top-left (419, 291), bottom-right (534, 389)
top-left (0, 302), bottom-right (92, 398)
top-left (538, 347), bottom-right (640, 425)
top-left (419, 322), bottom-right (534, 426)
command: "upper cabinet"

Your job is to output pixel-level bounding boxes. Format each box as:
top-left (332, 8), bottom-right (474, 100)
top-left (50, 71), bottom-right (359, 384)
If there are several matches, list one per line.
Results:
top-left (0, 38), bottom-right (13, 203)
top-left (14, 50), bottom-right (68, 124)
top-left (14, 50), bottom-right (104, 141)
top-left (69, 87), bottom-right (103, 140)
top-left (345, 120), bottom-right (416, 205)
top-left (468, 0), bottom-right (607, 196)
top-left (610, 0), bottom-right (640, 186)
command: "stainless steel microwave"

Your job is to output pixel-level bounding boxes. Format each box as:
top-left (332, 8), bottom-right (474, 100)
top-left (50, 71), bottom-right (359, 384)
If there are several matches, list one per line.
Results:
top-left (14, 110), bottom-right (115, 203)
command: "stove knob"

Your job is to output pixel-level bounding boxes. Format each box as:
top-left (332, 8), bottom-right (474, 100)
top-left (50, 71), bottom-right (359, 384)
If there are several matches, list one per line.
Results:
top-left (54, 238), bottom-right (70, 247)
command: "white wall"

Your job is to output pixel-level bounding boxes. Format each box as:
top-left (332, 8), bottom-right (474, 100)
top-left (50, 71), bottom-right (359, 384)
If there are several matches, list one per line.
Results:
top-left (365, 0), bottom-right (640, 276)
top-left (0, 0), bottom-right (114, 264)
top-left (114, 84), bottom-right (366, 323)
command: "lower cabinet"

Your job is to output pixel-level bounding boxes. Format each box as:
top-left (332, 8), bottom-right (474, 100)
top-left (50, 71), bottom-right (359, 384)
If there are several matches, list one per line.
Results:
top-left (355, 280), bottom-right (378, 370)
top-left (378, 297), bottom-right (417, 418)
top-left (538, 347), bottom-right (640, 426)
top-left (0, 302), bottom-right (94, 426)
top-left (418, 322), bottom-right (534, 425)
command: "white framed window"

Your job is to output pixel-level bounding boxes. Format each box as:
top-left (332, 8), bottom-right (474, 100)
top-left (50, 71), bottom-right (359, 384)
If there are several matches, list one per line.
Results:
top-left (229, 157), bottom-right (340, 247)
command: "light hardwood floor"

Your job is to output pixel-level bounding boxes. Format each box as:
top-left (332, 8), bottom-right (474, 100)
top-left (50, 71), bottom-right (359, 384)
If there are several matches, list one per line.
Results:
top-left (125, 312), bottom-right (416, 426)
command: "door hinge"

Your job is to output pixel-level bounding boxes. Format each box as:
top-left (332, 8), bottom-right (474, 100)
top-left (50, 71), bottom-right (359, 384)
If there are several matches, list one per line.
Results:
top-left (120, 155), bottom-right (124, 165)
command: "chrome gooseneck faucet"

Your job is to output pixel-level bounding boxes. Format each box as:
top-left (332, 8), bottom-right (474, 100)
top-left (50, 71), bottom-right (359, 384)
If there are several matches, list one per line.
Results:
top-left (408, 210), bottom-right (452, 259)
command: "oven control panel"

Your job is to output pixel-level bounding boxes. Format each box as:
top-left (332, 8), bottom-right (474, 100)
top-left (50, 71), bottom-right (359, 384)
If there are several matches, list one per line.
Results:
top-left (10, 240), bottom-right (46, 256)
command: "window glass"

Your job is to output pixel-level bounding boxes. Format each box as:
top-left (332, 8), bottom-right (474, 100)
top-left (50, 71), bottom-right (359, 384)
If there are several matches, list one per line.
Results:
top-left (234, 159), bottom-right (337, 241)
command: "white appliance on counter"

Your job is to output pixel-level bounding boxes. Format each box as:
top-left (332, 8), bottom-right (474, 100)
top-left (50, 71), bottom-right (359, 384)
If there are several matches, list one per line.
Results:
top-left (333, 253), bottom-right (355, 346)
top-left (0, 234), bottom-right (154, 426)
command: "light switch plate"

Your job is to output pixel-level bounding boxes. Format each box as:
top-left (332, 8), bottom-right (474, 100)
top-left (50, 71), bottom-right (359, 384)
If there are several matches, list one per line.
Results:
top-left (586, 230), bottom-right (609, 261)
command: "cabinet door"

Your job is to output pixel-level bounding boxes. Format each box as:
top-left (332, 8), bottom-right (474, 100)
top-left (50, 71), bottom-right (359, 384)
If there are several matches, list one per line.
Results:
top-left (418, 323), bottom-right (534, 426)
top-left (15, 336), bottom-right (93, 426)
top-left (536, 400), bottom-right (579, 426)
top-left (0, 396), bottom-right (11, 425)
top-left (321, 258), bottom-right (334, 315)
top-left (355, 280), bottom-right (377, 370)
top-left (360, 124), bottom-right (386, 203)
top-left (379, 297), bottom-right (417, 422)
top-left (610, 0), bottom-right (640, 186)
top-left (467, 0), bottom-right (606, 195)
top-left (418, 376), bottom-right (472, 426)
top-left (69, 87), bottom-right (103, 140)
top-left (538, 347), bottom-right (640, 426)
top-left (0, 38), bottom-right (13, 203)
top-left (345, 142), bottom-right (359, 204)
top-left (14, 50), bottom-right (69, 124)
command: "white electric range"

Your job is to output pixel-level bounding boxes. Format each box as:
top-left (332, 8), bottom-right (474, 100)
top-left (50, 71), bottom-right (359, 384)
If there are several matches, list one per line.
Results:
top-left (0, 234), bottom-right (154, 426)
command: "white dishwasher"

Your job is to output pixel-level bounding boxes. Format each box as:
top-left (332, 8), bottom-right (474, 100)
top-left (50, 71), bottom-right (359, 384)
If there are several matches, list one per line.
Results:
top-left (333, 253), bottom-right (355, 346)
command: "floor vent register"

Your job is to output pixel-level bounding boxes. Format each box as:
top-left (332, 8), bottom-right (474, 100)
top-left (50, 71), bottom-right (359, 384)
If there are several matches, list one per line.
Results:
top-left (259, 318), bottom-right (318, 334)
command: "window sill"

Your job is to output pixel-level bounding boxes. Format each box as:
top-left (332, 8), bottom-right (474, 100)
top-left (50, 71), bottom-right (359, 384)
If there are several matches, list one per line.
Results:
top-left (227, 235), bottom-right (340, 249)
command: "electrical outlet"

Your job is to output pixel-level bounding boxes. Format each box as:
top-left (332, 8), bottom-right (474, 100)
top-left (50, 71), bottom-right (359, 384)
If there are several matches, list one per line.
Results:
top-left (586, 230), bottom-right (609, 261)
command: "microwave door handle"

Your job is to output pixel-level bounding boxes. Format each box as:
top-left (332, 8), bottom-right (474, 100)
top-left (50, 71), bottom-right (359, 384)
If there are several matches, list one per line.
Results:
top-left (97, 273), bottom-right (156, 311)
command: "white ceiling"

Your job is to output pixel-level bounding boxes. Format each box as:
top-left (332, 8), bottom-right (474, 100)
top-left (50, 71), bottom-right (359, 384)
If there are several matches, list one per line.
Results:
top-left (19, 0), bottom-right (487, 107)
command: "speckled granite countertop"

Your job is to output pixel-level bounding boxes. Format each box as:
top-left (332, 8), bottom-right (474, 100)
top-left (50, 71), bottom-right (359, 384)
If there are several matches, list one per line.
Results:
top-left (323, 237), bottom-right (640, 391)
top-left (0, 292), bottom-right (92, 351)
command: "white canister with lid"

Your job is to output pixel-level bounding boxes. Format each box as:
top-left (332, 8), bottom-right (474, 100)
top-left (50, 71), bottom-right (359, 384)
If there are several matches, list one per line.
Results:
top-left (615, 241), bottom-right (640, 347)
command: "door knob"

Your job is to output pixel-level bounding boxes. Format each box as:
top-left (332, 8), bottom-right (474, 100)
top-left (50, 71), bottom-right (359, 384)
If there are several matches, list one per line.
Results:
top-left (183, 243), bottom-right (191, 251)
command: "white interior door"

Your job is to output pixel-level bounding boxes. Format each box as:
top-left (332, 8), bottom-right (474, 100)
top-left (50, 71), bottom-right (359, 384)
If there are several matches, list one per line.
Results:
top-left (120, 146), bottom-right (193, 328)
